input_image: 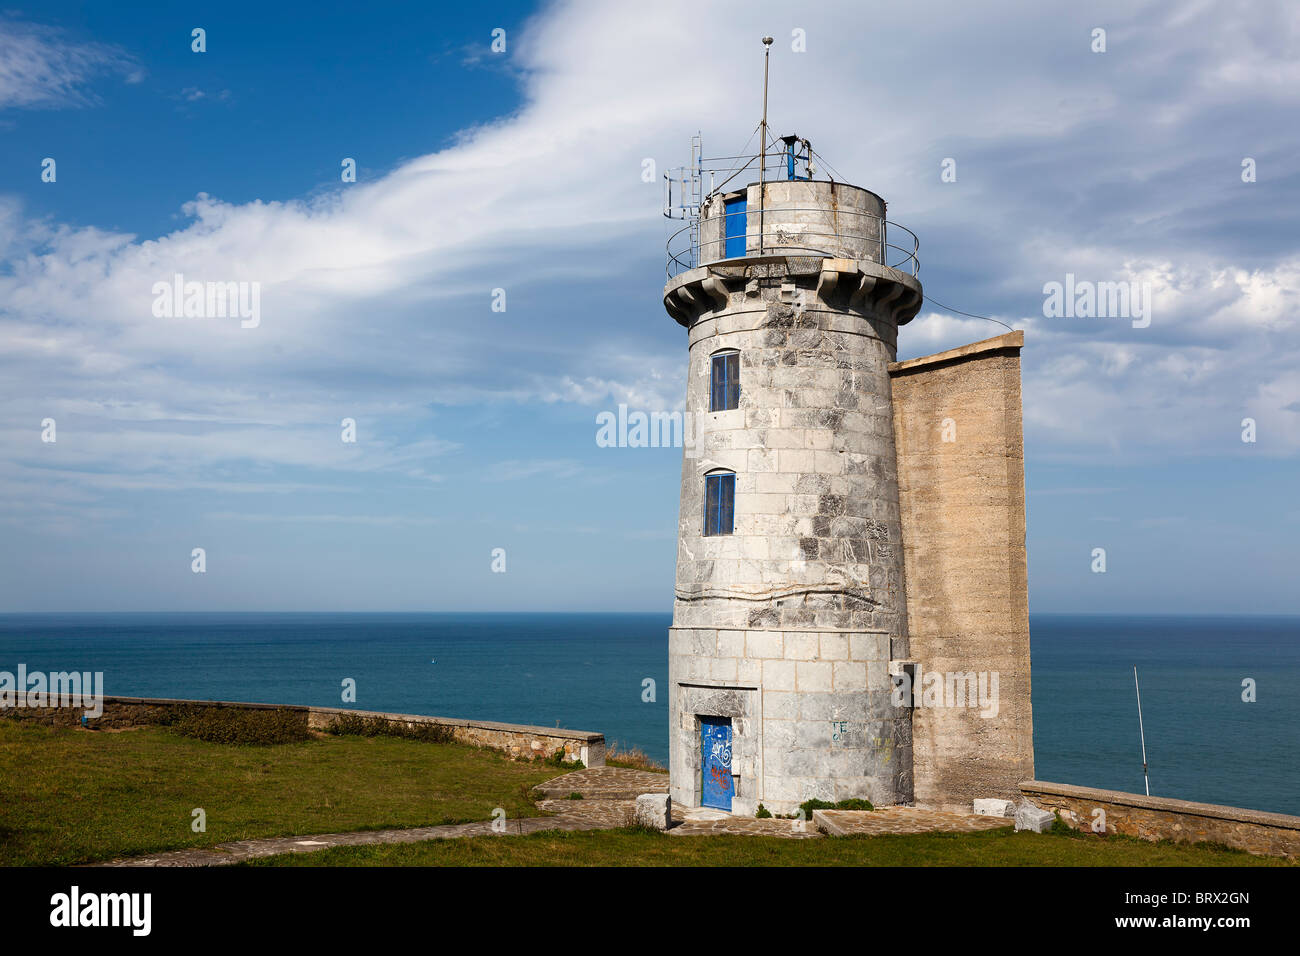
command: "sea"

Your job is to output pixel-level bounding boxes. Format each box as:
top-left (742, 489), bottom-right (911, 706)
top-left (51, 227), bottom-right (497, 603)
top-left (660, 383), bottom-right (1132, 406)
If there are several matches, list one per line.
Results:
top-left (1, 612), bottom-right (1296, 816)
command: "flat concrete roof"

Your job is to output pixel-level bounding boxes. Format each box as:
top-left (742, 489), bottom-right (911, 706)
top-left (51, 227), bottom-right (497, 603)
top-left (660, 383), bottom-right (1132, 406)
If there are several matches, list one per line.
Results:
top-left (889, 330), bottom-right (1024, 374)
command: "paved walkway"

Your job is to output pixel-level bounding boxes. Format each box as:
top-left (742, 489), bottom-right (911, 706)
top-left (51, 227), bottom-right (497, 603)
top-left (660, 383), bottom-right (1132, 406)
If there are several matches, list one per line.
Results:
top-left (669, 809), bottom-right (822, 839)
top-left (94, 806), bottom-right (619, 867)
top-left (815, 806), bottom-right (1013, 836)
top-left (531, 766), bottom-right (669, 799)
top-left (90, 768), bottom-right (1011, 866)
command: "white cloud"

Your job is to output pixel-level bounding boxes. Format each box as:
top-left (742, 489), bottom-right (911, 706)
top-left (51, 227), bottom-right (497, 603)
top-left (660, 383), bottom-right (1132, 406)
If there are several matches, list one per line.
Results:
top-left (2, 0), bottom-right (1299, 530)
top-left (484, 459), bottom-right (585, 482)
top-left (0, 17), bottom-right (138, 109)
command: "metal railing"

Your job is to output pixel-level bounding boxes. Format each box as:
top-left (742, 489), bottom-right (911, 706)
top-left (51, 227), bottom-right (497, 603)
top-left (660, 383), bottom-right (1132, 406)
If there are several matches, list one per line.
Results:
top-left (666, 207), bottom-right (920, 280)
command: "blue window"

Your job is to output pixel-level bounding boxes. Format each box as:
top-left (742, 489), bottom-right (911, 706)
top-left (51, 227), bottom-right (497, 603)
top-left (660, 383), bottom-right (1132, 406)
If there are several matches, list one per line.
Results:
top-left (723, 195), bottom-right (747, 258)
top-left (704, 472), bottom-right (735, 536)
top-left (710, 350), bottom-right (740, 411)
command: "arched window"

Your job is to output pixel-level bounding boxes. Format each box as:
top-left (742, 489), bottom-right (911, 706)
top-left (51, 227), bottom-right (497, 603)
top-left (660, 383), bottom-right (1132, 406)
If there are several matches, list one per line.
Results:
top-left (710, 349), bottom-right (740, 411)
top-left (704, 471), bottom-right (735, 536)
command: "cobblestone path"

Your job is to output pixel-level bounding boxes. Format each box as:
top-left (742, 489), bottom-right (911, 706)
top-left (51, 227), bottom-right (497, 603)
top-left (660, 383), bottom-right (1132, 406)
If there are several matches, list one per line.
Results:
top-left (531, 766), bottom-right (669, 799)
top-left (815, 806), bottom-right (1015, 836)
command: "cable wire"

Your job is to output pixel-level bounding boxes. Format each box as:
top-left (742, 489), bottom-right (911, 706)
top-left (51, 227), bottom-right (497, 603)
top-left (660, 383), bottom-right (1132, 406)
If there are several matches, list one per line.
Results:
top-left (806, 144), bottom-right (847, 184)
top-left (710, 123), bottom-right (762, 195)
top-left (922, 294), bottom-right (1017, 333)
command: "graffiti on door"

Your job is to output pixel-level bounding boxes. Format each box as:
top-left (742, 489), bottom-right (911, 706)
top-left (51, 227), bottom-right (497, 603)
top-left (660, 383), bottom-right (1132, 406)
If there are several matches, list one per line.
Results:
top-left (700, 716), bottom-right (734, 810)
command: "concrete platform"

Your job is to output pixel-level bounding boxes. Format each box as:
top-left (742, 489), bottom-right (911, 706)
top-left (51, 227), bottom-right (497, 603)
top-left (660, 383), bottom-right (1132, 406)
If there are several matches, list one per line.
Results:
top-left (532, 766), bottom-right (669, 800)
top-left (814, 806), bottom-right (1015, 837)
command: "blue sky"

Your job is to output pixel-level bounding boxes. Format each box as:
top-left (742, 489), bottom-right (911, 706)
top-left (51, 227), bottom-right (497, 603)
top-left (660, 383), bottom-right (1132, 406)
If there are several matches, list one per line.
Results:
top-left (1, 0), bottom-right (1298, 613)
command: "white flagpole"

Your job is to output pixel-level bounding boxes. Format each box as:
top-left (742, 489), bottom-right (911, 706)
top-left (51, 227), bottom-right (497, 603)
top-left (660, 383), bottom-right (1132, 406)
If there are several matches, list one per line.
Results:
top-left (1134, 666), bottom-right (1150, 796)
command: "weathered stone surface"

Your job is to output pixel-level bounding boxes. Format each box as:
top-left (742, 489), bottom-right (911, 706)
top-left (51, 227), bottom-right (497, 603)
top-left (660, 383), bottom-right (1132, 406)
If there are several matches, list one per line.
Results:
top-left (1014, 803), bottom-right (1056, 833)
top-left (1021, 780), bottom-right (1300, 858)
top-left (974, 798), bottom-right (1016, 818)
top-left (664, 179), bottom-right (1035, 822)
top-left (665, 181), bottom-right (926, 816)
top-left (693, 182), bottom-right (888, 271)
top-left (815, 806), bottom-right (1014, 837)
top-left (3, 694), bottom-right (605, 767)
top-left (635, 793), bottom-right (672, 830)
top-left (890, 332), bottom-right (1034, 812)
top-left (670, 272), bottom-right (912, 640)
top-left (532, 767), bottom-right (668, 800)
top-left (669, 627), bottom-right (909, 815)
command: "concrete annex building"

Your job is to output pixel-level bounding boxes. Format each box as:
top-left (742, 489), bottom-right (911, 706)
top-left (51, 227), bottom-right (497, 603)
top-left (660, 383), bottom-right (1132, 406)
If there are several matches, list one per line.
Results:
top-left (662, 127), bottom-right (1034, 816)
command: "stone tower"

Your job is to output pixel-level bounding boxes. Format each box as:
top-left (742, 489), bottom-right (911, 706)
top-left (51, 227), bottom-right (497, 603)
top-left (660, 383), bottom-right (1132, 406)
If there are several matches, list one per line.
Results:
top-left (663, 154), bottom-right (925, 815)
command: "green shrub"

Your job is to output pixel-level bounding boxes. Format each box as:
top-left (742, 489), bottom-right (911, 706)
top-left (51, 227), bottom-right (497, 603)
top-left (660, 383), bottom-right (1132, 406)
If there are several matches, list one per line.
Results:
top-left (567, 792), bottom-right (584, 800)
top-left (798, 797), bottom-right (875, 820)
top-left (160, 705), bottom-right (311, 745)
top-left (1050, 813), bottom-right (1083, 838)
top-left (755, 803), bottom-right (772, 818)
top-left (798, 798), bottom-right (837, 819)
top-left (545, 747), bottom-right (584, 770)
top-left (322, 714), bottom-right (455, 743)
top-left (834, 798), bottom-right (875, 812)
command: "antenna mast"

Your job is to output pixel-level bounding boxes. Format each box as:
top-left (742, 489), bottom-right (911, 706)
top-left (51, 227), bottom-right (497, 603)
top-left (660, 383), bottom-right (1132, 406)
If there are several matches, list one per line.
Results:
top-left (759, 36), bottom-right (773, 254)
top-left (1134, 666), bottom-right (1150, 796)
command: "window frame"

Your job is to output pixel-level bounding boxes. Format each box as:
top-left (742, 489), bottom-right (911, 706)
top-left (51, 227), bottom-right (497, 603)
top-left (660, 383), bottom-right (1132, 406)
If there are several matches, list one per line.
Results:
top-left (703, 471), bottom-right (736, 537)
top-left (709, 349), bottom-right (740, 412)
top-left (723, 194), bottom-right (747, 259)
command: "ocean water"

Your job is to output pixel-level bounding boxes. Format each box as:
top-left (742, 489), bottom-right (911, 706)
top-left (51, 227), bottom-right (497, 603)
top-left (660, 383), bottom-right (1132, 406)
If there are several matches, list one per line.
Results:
top-left (0, 612), bottom-right (1296, 816)
top-left (0, 612), bottom-right (670, 767)
top-left (1030, 614), bottom-right (1300, 816)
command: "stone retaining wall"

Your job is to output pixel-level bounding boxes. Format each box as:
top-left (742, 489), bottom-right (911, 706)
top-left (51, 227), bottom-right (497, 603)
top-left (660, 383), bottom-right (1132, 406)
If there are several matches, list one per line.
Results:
top-left (2, 694), bottom-right (604, 767)
top-left (306, 705), bottom-right (604, 766)
top-left (1020, 780), bottom-right (1300, 858)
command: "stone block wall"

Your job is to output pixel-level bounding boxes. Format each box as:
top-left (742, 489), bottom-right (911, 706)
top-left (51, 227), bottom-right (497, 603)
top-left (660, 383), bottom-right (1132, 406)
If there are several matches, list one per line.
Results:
top-left (669, 625), bottom-right (903, 815)
top-left (664, 250), bottom-right (925, 818)
top-left (672, 276), bottom-right (909, 642)
top-left (2, 695), bottom-right (604, 767)
top-left (698, 181), bottom-right (885, 265)
top-left (748, 181), bottom-right (884, 263)
top-left (2, 694), bottom-right (307, 731)
top-left (889, 331), bottom-right (1034, 811)
top-left (1021, 780), bottom-right (1300, 858)
top-left (307, 706), bottom-right (604, 767)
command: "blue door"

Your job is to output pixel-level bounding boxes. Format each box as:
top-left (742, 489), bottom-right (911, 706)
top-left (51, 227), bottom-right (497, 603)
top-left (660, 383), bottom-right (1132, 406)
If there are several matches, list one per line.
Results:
top-left (700, 717), bottom-right (734, 810)
top-left (723, 196), bottom-right (746, 258)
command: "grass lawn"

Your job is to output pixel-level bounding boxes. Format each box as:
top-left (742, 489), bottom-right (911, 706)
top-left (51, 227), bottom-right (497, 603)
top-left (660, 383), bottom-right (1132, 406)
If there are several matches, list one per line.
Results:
top-left (0, 720), bottom-right (564, 866)
top-left (4, 719), bottom-right (1291, 868)
top-left (246, 826), bottom-right (1291, 867)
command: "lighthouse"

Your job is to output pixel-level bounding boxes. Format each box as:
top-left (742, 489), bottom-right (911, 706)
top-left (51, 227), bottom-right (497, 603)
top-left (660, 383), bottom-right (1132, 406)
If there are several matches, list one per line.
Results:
top-left (663, 119), bottom-right (923, 812)
top-left (661, 43), bottom-right (1034, 818)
